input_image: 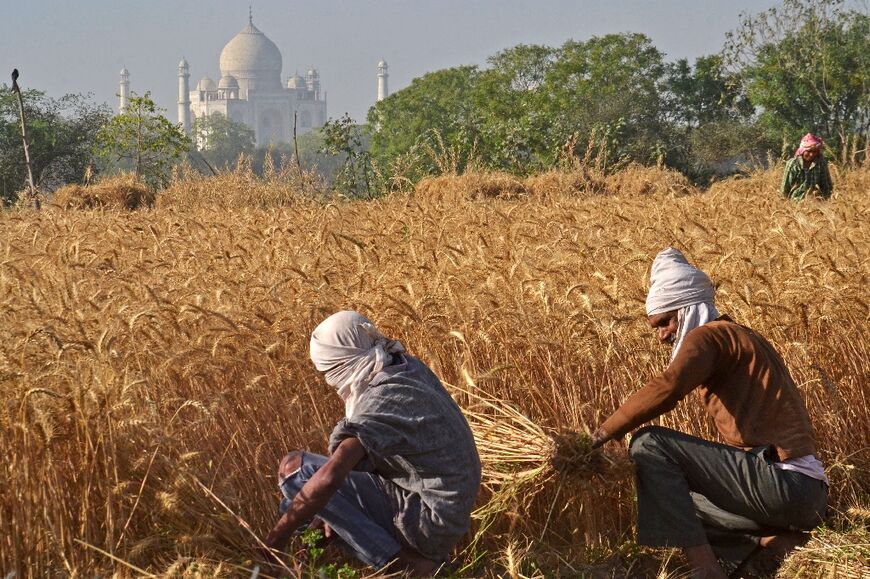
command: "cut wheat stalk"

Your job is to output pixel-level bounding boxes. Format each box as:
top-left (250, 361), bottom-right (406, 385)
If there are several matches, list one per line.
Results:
top-left (450, 371), bottom-right (633, 542)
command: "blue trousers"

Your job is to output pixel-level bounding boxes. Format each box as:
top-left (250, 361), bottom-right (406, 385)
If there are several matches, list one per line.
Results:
top-left (279, 452), bottom-right (402, 569)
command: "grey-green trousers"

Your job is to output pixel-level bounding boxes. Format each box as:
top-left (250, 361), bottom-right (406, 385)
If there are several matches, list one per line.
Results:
top-left (629, 426), bottom-right (828, 564)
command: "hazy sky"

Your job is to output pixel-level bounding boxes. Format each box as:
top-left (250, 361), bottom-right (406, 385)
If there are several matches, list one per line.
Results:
top-left (3, 1), bottom-right (786, 123)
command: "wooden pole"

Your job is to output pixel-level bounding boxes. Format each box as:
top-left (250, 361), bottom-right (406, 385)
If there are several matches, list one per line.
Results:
top-left (11, 69), bottom-right (39, 209)
top-left (293, 110), bottom-right (301, 172)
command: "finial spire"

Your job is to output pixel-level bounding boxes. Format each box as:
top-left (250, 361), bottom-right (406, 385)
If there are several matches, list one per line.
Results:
top-left (249, 5), bottom-right (253, 25)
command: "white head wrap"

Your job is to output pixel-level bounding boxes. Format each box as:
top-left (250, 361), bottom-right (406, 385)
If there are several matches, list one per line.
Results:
top-left (646, 248), bottom-right (719, 360)
top-left (309, 311), bottom-right (405, 418)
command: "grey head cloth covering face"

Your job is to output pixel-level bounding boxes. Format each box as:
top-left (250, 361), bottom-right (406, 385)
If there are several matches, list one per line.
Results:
top-left (309, 311), bottom-right (406, 418)
top-left (645, 248), bottom-right (719, 360)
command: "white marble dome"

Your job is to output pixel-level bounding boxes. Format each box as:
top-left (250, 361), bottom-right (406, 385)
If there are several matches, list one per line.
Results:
top-left (287, 73), bottom-right (306, 89)
top-left (219, 21), bottom-right (282, 92)
top-left (197, 76), bottom-right (216, 91)
top-left (218, 74), bottom-right (239, 89)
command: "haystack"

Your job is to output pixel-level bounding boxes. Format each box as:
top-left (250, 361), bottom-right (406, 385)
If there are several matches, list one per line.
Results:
top-left (52, 174), bottom-right (154, 210)
top-left (524, 166), bottom-right (606, 197)
top-left (415, 171), bottom-right (528, 202)
top-left (605, 163), bottom-right (697, 196)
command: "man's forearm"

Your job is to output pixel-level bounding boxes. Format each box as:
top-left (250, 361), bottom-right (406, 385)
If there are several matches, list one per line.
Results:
top-left (264, 475), bottom-right (337, 549)
top-left (263, 437), bottom-right (366, 551)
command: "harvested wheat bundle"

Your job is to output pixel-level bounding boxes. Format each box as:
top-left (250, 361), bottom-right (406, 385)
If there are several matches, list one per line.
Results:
top-left (453, 370), bottom-right (632, 519)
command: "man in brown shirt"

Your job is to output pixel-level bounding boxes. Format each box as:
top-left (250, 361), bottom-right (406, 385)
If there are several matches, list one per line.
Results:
top-left (591, 248), bottom-right (828, 579)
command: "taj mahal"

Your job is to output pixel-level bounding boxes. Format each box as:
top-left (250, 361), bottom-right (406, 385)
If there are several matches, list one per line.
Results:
top-left (119, 13), bottom-right (391, 147)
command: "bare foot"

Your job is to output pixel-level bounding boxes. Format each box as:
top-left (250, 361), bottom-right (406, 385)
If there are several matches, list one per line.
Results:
top-left (386, 547), bottom-right (440, 577)
top-left (684, 544), bottom-right (729, 579)
top-left (733, 532), bottom-right (810, 577)
top-left (759, 531), bottom-right (810, 559)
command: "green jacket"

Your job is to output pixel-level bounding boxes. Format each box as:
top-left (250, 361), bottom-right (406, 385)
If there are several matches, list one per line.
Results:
top-left (781, 156), bottom-right (833, 200)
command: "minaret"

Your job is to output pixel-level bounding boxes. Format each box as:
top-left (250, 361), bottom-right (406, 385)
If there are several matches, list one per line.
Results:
top-left (119, 67), bottom-right (130, 112)
top-left (178, 58), bottom-right (191, 133)
top-left (306, 68), bottom-right (321, 100)
top-left (377, 59), bottom-right (389, 101)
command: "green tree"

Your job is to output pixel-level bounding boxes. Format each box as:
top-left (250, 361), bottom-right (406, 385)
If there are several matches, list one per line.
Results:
top-left (542, 33), bottom-right (669, 167)
top-left (724, 0), bottom-right (870, 154)
top-left (319, 113), bottom-right (372, 197)
top-left (0, 87), bottom-right (110, 204)
top-left (663, 55), bottom-right (764, 178)
top-left (474, 44), bottom-right (556, 172)
top-left (191, 112), bottom-right (255, 170)
top-left (368, 66), bottom-right (482, 181)
top-left (94, 91), bottom-right (190, 187)
top-left (664, 55), bottom-right (753, 129)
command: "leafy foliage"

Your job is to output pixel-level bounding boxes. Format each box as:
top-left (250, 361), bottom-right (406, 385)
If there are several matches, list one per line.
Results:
top-left (368, 66), bottom-right (482, 182)
top-left (364, 1), bottom-right (867, 186)
top-left (319, 114), bottom-right (373, 197)
top-left (191, 112), bottom-right (255, 170)
top-left (543, 33), bottom-right (669, 167)
top-left (663, 56), bottom-right (766, 179)
top-left (94, 91), bottom-right (190, 188)
top-left (0, 86), bottom-right (110, 204)
top-left (474, 44), bottom-right (556, 172)
top-left (723, 0), bottom-right (870, 155)
top-left (299, 528), bottom-right (358, 578)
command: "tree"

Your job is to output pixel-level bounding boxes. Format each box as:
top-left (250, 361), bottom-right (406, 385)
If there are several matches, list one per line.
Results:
top-left (724, 0), bottom-right (870, 155)
top-left (0, 87), bottom-right (110, 204)
top-left (663, 56), bottom-right (763, 178)
top-left (318, 114), bottom-right (372, 197)
top-left (191, 112), bottom-right (255, 170)
top-left (542, 33), bottom-right (669, 167)
top-left (368, 66), bottom-right (482, 181)
top-left (474, 44), bottom-right (557, 172)
top-left (664, 55), bottom-right (753, 129)
top-left (94, 91), bottom-right (190, 187)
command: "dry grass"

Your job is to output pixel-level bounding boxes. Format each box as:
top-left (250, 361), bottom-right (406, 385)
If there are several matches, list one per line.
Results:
top-left (50, 173), bottom-right (156, 210)
top-left (604, 163), bottom-right (697, 197)
top-left (415, 171), bottom-right (529, 201)
top-left (1, 162), bottom-right (868, 577)
top-left (158, 158), bottom-right (328, 210)
top-left (776, 508), bottom-right (870, 578)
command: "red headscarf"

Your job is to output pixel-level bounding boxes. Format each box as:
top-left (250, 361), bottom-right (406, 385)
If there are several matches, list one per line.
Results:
top-left (795, 133), bottom-right (823, 157)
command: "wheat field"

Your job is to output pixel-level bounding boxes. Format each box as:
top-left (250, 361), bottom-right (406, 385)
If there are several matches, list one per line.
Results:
top-left (1, 163), bottom-right (868, 577)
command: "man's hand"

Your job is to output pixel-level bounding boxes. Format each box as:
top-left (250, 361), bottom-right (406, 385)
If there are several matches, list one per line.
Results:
top-left (255, 543), bottom-right (284, 564)
top-left (591, 427), bottom-right (610, 449)
top-left (309, 516), bottom-right (334, 543)
top-left (259, 438), bottom-right (366, 565)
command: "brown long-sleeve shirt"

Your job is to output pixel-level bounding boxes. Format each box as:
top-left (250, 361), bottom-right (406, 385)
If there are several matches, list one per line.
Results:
top-left (601, 316), bottom-right (817, 460)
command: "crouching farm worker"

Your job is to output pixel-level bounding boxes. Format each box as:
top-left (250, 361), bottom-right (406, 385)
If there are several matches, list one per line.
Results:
top-left (590, 248), bottom-right (828, 579)
top-left (261, 311), bottom-right (481, 576)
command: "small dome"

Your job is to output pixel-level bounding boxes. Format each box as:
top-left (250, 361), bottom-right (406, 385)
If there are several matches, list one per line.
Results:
top-left (287, 73), bottom-right (306, 89)
top-left (307, 68), bottom-right (317, 76)
top-left (378, 59), bottom-right (388, 68)
top-left (120, 67), bottom-right (129, 76)
top-left (197, 76), bottom-right (216, 91)
top-left (179, 58), bottom-right (189, 69)
top-left (218, 74), bottom-right (239, 89)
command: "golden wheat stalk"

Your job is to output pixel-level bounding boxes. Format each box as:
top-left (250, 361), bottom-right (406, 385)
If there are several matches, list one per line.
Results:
top-left (452, 370), bottom-right (632, 516)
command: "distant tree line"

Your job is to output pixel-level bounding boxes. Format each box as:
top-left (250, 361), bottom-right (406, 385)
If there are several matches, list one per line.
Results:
top-left (367, 0), bottom-right (868, 185)
top-left (0, 0), bottom-right (866, 205)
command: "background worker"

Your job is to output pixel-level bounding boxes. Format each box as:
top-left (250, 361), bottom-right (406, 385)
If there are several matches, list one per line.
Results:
top-left (591, 248), bottom-right (828, 579)
top-left (781, 133), bottom-right (833, 199)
